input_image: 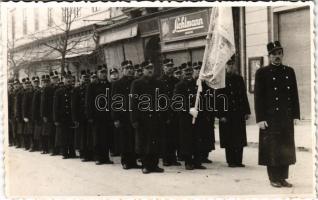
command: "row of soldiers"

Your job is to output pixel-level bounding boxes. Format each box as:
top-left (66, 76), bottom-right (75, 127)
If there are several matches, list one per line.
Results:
top-left (8, 56), bottom-right (251, 174)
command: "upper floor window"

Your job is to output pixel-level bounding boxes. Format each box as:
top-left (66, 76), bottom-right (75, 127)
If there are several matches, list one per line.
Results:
top-left (48, 8), bottom-right (53, 27)
top-left (22, 9), bottom-right (27, 35)
top-left (92, 7), bottom-right (100, 13)
top-left (34, 8), bottom-right (39, 31)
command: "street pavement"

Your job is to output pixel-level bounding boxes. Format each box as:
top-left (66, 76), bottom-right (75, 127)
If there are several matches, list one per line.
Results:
top-left (6, 122), bottom-right (315, 197)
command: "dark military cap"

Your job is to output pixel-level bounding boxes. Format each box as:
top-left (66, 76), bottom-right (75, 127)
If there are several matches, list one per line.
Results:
top-left (13, 78), bottom-right (20, 84)
top-left (97, 65), bottom-right (107, 73)
top-left (173, 66), bottom-right (181, 73)
top-left (163, 58), bottom-right (174, 66)
top-left (141, 60), bottom-right (153, 69)
top-left (110, 68), bottom-right (119, 74)
top-left (41, 74), bottom-right (50, 81)
top-left (267, 41), bottom-right (283, 55)
top-left (32, 76), bottom-right (40, 82)
top-left (226, 55), bottom-right (235, 65)
top-left (8, 78), bottom-right (14, 84)
top-left (180, 63), bottom-right (187, 70)
top-left (90, 71), bottom-right (97, 78)
top-left (63, 71), bottom-right (72, 78)
top-left (80, 70), bottom-right (89, 79)
top-left (181, 62), bottom-right (193, 72)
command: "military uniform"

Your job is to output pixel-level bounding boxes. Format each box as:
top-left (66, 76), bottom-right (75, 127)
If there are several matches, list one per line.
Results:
top-left (8, 80), bottom-right (15, 146)
top-left (112, 74), bottom-right (138, 168)
top-left (218, 72), bottom-right (250, 166)
top-left (86, 75), bottom-right (113, 164)
top-left (53, 83), bottom-right (76, 158)
top-left (72, 82), bottom-right (92, 160)
top-left (130, 74), bottom-right (164, 171)
top-left (254, 63), bottom-right (299, 181)
top-left (13, 86), bottom-right (24, 148)
top-left (157, 73), bottom-right (180, 165)
top-left (31, 84), bottom-right (42, 151)
top-left (22, 83), bottom-right (34, 149)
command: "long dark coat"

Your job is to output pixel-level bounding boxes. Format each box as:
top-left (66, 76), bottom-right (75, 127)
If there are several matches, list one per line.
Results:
top-left (22, 88), bottom-right (34, 135)
top-left (8, 89), bottom-right (15, 141)
top-left (217, 73), bottom-right (250, 148)
top-left (40, 85), bottom-right (55, 136)
top-left (157, 74), bottom-right (180, 156)
top-left (130, 76), bottom-right (163, 155)
top-left (53, 85), bottom-right (74, 147)
top-left (111, 76), bottom-right (135, 154)
top-left (14, 88), bottom-right (24, 135)
top-left (85, 80), bottom-right (113, 149)
top-left (72, 84), bottom-right (91, 150)
top-left (174, 79), bottom-right (214, 156)
top-left (31, 86), bottom-right (42, 140)
top-left (254, 64), bottom-right (300, 166)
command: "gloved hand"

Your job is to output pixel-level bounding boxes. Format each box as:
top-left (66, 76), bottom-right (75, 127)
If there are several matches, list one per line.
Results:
top-left (219, 117), bottom-right (227, 123)
top-left (114, 120), bottom-right (120, 128)
top-left (132, 122), bottom-right (139, 129)
top-left (257, 121), bottom-right (268, 130)
top-left (189, 107), bottom-right (198, 118)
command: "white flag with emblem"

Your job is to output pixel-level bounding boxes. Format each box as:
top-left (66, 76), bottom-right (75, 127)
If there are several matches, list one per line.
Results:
top-left (199, 7), bottom-right (236, 89)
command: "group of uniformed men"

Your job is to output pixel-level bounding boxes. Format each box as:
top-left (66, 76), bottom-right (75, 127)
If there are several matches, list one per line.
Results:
top-left (7, 41), bottom-right (299, 187)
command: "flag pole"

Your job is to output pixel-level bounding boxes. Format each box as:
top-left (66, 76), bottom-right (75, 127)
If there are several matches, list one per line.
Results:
top-left (192, 7), bottom-right (216, 124)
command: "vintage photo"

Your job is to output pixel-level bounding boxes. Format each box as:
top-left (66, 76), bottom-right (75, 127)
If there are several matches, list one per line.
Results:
top-left (1, 2), bottom-right (315, 197)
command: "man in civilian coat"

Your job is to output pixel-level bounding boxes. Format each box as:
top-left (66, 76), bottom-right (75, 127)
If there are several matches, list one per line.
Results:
top-left (174, 62), bottom-right (208, 170)
top-left (72, 70), bottom-right (92, 161)
top-left (130, 60), bottom-right (164, 174)
top-left (86, 65), bottom-right (114, 165)
top-left (254, 41), bottom-right (300, 188)
top-left (53, 72), bottom-right (76, 159)
top-left (30, 76), bottom-right (42, 151)
top-left (157, 58), bottom-right (181, 167)
top-left (112, 60), bottom-right (141, 169)
top-left (22, 77), bottom-right (35, 150)
top-left (218, 56), bottom-right (251, 167)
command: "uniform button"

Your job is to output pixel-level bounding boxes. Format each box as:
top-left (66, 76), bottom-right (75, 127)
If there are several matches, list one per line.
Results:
top-left (276, 108), bottom-right (279, 111)
top-left (287, 86), bottom-right (290, 90)
top-left (152, 141), bottom-right (155, 144)
top-left (286, 76), bottom-right (289, 79)
top-left (288, 97), bottom-right (291, 100)
top-left (231, 92), bottom-right (234, 95)
top-left (273, 77), bottom-right (276, 80)
top-left (274, 87), bottom-right (278, 90)
top-left (229, 84), bottom-right (232, 86)
top-left (275, 97), bottom-right (279, 100)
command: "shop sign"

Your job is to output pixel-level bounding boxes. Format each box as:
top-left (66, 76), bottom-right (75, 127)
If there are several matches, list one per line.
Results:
top-left (160, 10), bottom-right (209, 42)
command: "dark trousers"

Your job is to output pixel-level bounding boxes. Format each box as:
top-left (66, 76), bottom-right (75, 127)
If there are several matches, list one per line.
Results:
top-left (184, 153), bottom-right (202, 166)
top-left (93, 122), bottom-right (112, 162)
top-left (41, 135), bottom-right (49, 152)
top-left (23, 135), bottom-right (32, 149)
top-left (225, 147), bottom-right (243, 164)
top-left (162, 122), bottom-right (178, 163)
top-left (121, 153), bottom-right (137, 166)
top-left (267, 165), bottom-right (289, 182)
top-left (141, 154), bottom-right (159, 170)
top-left (61, 125), bottom-right (75, 157)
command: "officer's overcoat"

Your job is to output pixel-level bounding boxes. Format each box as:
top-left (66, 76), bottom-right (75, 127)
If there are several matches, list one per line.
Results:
top-left (31, 86), bottom-right (42, 139)
top-left (40, 85), bottom-right (55, 136)
top-left (218, 73), bottom-right (251, 148)
top-left (14, 88), bottom-right (24, 135)
top-left (254, 64), bottom-right (300, 166)
top-left (22, 88), bottom-right (34, 135)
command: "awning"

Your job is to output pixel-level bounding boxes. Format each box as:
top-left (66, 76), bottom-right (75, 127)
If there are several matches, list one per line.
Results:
top-left (99, 24), bottom-right (138, 45)
top-left (57, 50), bottom-right (94, 59)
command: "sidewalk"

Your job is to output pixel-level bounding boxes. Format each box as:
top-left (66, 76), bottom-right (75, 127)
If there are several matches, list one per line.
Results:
top-left (214, 121), bottom-right (313, 151)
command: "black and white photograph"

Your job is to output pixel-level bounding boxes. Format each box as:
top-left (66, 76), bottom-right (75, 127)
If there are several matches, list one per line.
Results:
top-left (0, 1), bottom-right (315, 198)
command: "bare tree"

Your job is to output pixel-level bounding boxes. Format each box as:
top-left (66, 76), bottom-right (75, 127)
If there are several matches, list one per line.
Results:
top-left (31, 7), bottom-right (88, 74)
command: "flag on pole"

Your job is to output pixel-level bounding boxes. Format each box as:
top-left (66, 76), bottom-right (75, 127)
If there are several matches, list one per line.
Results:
top-left (199, 7), bottom-right (236, 89)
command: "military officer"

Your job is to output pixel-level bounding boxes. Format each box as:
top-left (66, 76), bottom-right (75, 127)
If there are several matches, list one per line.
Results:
top-left (12, 78), bottom-right (23, 147)
top-left (254, 41), bottom-right (300, 188)
top-left (130, 60), bottom-right (164, 174)
top-left (8, 78), bottom-right (15, 146)
top-left (109, 68), bottom-right (120, 82)
top-left (72, 70), bottom-right (92, 161)
top-left (53, 71), bottom-right (76, 159)
top-left (218, 56), bottom-right (250, 167)
top-left (30, 76), bottom-right (42, 151)
top-left (134, 64), bottom-right (143, 79)
top-left (173, 66), bottom-right (182, 80)
top-left (86, 65), bottom-right (114, 165)
top-left (50, 71), bottom-right (61, 155)
top-left (40, 73), bottom-right (55, 154)
top-left (22, 77), bottom-right (35, 150)
top-left (14, 78), bottom-right (27, 148)
top-left (157, 58), bottom-right (181, 167)
top-left (174, 62), bottom-right (207, 170)
top-left (192, 61), bottom-right (215, 164)
top-left (111, 60), bottom-right (141, 169)
top-left (90, 71), bottom-right (98, 84)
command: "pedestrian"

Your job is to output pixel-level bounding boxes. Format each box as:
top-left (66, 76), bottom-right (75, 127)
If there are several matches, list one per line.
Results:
top-left (174, 62), bottom-right (207, 170)
top-left (111, 60), bottom-right (141, 169)
top-left (217, 56), bottom-right (250, 167)
top-left (130, 60), bottom-right (164, 174)
top-left (49, 71), bottom-right (60, 155)
top-left (72, 70), bottom-right (92, 161)
top-left (13, 78), bottom-right (23, 147)
top-left (254, 41), bottom-right (300, 188)
top-left (30, 76), bottom-right (42, 151)
top-left (134, 64), bottom-right (143, 79)
top-left (22, 77), bottom-right (34, 150)
top-left (158, 58), bottom-right (181, 167)
top-left (86, 65), bottom-right (114, 165)
top-left (53, 71), bottom-right (76, 159)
